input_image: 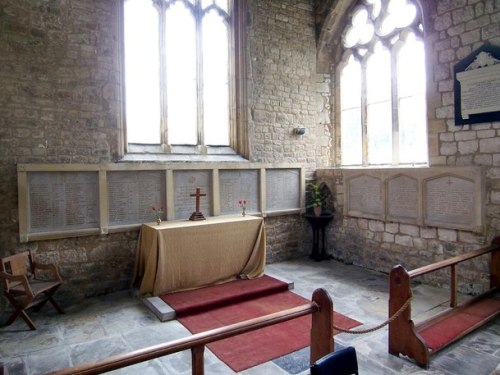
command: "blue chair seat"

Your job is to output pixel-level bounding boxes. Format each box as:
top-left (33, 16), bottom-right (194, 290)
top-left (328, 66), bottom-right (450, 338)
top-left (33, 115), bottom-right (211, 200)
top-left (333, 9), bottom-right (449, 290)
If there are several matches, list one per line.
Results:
top-left (310, 346), bottom-right (359, 375)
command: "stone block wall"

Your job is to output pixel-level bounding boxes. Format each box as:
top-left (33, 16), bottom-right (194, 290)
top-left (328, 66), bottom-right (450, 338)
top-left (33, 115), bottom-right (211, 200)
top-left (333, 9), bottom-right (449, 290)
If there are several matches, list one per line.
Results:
top-left (0, 0), bottom-right (127, 309)
top-left (247, 0), bottom-right (332, 170)
top-left (320, 0), bottom-right (500, 294)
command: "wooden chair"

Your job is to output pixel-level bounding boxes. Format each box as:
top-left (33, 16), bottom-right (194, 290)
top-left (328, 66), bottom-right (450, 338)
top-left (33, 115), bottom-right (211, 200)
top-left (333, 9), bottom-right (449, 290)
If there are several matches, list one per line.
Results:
top-left (310, 346), bottom-right (359, 375)
top-left (0, 251), bottom-right (64, 330)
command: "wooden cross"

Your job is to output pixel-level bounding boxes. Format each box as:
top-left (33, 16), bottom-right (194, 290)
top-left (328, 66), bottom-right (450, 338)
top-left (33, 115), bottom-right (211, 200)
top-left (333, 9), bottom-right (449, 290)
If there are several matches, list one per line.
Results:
top-left (189, 187), bottom-right (207, 221)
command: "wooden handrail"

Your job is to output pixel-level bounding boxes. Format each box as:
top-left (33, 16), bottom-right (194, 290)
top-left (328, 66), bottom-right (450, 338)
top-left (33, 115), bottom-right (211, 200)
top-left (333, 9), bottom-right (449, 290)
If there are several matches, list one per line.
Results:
top-left (408, 243), bottom-right (499, 278)
top-left (48, 288), bottom-right (334, 375)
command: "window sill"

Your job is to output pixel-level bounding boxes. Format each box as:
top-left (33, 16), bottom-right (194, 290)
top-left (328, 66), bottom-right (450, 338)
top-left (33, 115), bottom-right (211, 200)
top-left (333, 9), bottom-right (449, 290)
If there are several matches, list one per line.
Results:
top-left (339, 164), bottom-right (429, 169)
top-left (122, 144), bottom-right (249, 163)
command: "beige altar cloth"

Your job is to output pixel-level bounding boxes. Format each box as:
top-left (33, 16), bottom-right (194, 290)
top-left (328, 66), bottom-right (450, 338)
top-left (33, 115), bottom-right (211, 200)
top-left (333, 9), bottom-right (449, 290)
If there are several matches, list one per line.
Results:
top-left (132, 215), bottom-right (266, 296)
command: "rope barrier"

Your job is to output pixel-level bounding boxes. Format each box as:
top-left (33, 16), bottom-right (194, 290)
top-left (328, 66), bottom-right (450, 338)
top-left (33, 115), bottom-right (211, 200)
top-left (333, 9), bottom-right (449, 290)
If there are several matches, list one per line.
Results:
top-left (332, 294), bottom-right (412, 334)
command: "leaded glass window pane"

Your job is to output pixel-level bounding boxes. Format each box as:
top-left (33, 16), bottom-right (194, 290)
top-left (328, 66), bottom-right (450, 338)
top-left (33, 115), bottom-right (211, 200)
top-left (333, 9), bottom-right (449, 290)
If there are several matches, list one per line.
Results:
top-left (203, 9), bottom-right (230, 146)
top-left (124, 0), bottom-right (161, 144)
top-left (165, 2), bottom-right (197, 145)
top-left (341, 57), bottom-right (362, 165)
top-left (366, 43), bottom-right (392, 164)
top-left (397, 33), bottom-right (427, 164)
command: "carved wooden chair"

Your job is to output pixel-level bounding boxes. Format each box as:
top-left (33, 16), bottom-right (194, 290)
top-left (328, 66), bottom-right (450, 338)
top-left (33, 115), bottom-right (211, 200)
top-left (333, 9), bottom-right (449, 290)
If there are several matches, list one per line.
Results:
top-left (0, 251), bottom-right (64, 330)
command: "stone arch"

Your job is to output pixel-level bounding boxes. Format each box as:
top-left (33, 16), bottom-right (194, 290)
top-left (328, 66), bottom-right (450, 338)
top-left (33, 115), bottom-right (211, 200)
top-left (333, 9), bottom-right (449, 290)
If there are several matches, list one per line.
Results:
top-left (316, 0), bottom-right (356, 73)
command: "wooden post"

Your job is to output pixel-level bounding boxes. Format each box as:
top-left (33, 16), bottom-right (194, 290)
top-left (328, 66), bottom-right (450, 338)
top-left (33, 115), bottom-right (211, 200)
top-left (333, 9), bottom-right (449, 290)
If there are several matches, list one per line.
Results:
top-left (491, 237), bottom-right (500, 289)
top-left (191, 345), bottom-right (205, 375)
top-left (310, 288), bottom-right (333, 365)
top-left (450, 264), bottom-right (457, 308)
top-left (389, 265), bottom-right (429, 368)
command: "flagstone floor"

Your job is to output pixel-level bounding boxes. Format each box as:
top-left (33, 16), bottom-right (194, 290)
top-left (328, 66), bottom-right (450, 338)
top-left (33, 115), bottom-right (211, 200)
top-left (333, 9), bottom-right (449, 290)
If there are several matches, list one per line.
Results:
top-left (1, 257), bottom-right (499, 375)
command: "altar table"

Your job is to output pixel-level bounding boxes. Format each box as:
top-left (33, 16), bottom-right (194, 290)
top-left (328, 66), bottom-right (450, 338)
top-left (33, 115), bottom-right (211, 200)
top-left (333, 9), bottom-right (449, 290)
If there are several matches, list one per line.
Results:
top-left (132, 215), bottom-right (266, 296)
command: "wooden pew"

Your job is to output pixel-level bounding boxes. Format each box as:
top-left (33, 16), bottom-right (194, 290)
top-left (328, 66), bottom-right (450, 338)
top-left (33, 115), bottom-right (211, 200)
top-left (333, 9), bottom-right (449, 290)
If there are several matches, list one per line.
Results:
top-left (389, 237), bottom-right (500, 368)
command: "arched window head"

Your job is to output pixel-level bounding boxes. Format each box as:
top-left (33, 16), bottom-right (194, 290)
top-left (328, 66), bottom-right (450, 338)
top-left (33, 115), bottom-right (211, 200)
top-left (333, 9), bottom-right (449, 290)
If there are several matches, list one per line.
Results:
top-left (339, 0), bottom-right (427, 167)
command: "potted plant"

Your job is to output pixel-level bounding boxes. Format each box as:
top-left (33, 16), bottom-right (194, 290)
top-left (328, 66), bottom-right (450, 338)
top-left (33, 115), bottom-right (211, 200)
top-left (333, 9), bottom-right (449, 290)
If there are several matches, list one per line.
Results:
top-left (307, 183), bottom-right (325, 216)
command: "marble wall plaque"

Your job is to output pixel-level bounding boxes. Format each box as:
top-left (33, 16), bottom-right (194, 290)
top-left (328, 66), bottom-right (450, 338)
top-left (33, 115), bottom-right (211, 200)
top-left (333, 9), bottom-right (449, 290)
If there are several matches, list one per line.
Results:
top-left (454, 45), bottom-right (500, 125)
top-left (424, 175), bottom-right (475, 226)
top-left (219, 170), bottom-right (259, 214)
top-left (108, 171), bottom-right (166, 226)
top-left (265, 169), bottom-right (300, 211)
top-left (347, 175), bottom-right (384, 219)
top-left (456, 59), bottom-right (500, 120)
top-left (173, 170), bottom-right (212, 219)
top-left (387, 175), bottom-right (418, 223)
top-left (28, 172), bottom-right (99, 233)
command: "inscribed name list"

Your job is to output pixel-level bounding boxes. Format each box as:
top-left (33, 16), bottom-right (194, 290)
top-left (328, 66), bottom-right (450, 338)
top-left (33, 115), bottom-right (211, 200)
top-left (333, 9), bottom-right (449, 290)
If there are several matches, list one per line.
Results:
top-left (265, 169), bottom-right (300, 211)
top-left (457, 64), bottom-right (500, 119)
top-left (425, 176), bottom-right (474, 226)
top-left (108, 171), bottom-right (166, 225)
top-left (219, 170), bottom-right (259, 214)
top-left (387, 175), bottom-right (418, 222)
top-left (348, 175), bottom-right (383, 218)
top-left (28, 172), bottom-right (99, 233)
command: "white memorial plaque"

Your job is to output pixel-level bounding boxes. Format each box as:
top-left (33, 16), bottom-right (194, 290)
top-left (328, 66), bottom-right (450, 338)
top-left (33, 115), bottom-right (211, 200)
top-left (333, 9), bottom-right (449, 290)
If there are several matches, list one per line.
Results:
top-left (108, 171), bottom-right (165, 226)
top-left (347, 175), bottom-right (383, 218)
top-left (387, 175), bottom-right (418, 223)
top-left (173, 170), bottom-right (212, 219)
top-left (219, 170), bottom-right (259, 214)
top-left (28, 172), bottom-right (99, 233)
top-left (457, 63), bottom-right (500, 119)
top-left (265, 169), bottom-right (300, 211)
top-left (424, 175), bottom-right (475, 226)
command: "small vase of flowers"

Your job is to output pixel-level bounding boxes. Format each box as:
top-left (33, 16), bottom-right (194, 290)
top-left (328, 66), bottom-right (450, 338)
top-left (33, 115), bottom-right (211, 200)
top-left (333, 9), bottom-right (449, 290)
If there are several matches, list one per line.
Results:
top-left (238, 199), bottom-right (247, 216)
top-left (151, 205), bottom-right (165, 225)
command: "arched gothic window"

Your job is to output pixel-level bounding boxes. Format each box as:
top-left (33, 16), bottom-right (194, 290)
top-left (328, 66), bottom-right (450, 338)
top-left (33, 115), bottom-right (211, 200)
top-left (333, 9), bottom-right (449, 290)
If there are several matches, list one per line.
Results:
top-left (122, 0), bottom-right (246, 158)
top-left (339, 0), bottom-right (428, 166)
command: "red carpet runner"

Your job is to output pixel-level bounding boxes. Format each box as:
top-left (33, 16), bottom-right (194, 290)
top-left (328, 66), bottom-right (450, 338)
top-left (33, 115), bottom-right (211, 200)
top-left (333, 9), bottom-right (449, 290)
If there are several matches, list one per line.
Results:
top-left (161, 275), bottom-right (362, 372)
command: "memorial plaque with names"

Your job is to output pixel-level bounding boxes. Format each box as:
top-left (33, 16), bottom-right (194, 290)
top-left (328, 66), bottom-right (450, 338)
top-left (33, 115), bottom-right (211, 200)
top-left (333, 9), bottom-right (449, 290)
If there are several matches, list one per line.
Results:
top-left (219, 170), bottom-right (259, 214)
top-left (173, 170), bottom-right (212, 219)
top-left (108, 171), bottom-right (166, 226)
top-left (28, 172), bottom-right (99, 233)
top-left (424, 175), bottom-right (475, 226)
top-left (387, 175), bottom-right (418, 223)
top-left (265, 169), bottom-right (300, 211)
top-left (347, 175), bottom-right (383, 218)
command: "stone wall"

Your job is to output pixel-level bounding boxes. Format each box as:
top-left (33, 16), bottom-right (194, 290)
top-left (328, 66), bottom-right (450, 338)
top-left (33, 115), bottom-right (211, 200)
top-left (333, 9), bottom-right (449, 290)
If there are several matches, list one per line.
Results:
top-left (247, 0), bottom-right (332, 170)
top-left (0, 0), bottom-right (125, 310)
top-left (320, 0), bottom-right (500, 294)
top-left (0, 0), bottom-right (324, 312)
